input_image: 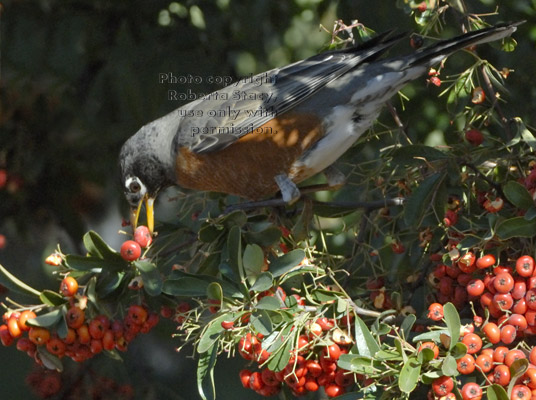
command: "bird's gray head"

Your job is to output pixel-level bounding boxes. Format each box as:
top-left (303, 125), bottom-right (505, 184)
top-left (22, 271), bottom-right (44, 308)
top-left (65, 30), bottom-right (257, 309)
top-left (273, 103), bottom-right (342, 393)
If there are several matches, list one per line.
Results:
top-left (119, 123), bottom-right (176, 206)
top-left (119, 122), bottom-right (176, 232)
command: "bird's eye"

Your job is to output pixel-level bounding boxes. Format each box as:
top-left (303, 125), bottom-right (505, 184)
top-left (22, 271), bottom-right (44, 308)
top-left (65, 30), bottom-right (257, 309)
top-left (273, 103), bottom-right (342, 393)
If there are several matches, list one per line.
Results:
top-left (129, 181), bottom-right (141, 193)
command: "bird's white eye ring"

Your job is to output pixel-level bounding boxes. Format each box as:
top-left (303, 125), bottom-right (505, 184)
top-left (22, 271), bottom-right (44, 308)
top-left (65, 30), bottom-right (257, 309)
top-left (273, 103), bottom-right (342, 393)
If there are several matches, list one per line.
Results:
top-left (129, 181), bottom-right (141, 193)
top-left (125, 177), bottom-right (144, 194)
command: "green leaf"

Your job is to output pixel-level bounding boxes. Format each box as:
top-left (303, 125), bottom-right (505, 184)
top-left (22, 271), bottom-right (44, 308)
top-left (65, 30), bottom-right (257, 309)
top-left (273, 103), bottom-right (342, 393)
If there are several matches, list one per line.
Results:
top-left (162, 277), bottom-right (210, 297)
top-left (508, 358), bottom-right (529, 395)
top-left (525, 207), bottom-right (536, 221)
top-left (337, 354), bottom-right (376, 374)
top-left (197, 313), bottom-right (230, 354)
top-left (518, 118), bottom-right (536, 151)
top-left (413, 329), bottom-right (449, 343)
top-left (37, 347), bottom-right (63, 372)
top-left (399, 356), bottom-right (421, 393)
top-left (227, 226), bottom-right (244, 285)
top-left (269, 250), bottom-right (305, 277)
top-left (198, 222), bottom-right (224, 243)
top-left (244, 226), bottom-right (281, 247)
top-left (443, 303), bottom-right (461, 350)
top-left (256, 296), bottom-right (282, 310)
top-left (311, 288), bottom-right (343, 303)
top-left (243, 244), bottom-right (265, 284)
top-left (400, 314), bottom-right (416, 340)
top-left (133, 260), bottom-right (162, 296)
top-left (266, 334), bottom-right (293, 372)
top-left (0, 263), bottom-right (41, 297)
top-left (197, 343), bottom-right (218, 400)
top-left (221, 210), bottom-right (247, 228)
top-left (95, 270), bottom-right (125, 298)
top-left (487, 384), bottom-right (509, 400)
top-left (250, 310), bottom-right (273, 336)
top-left (450, 342), bottom-right (467, 359)
top-left (441, 354), bottom-right (458, 376)
top-left (404, 173), bottom-right (445, 227)
top-left (503, 181), bottom-right (534, 210)
top-left (250, 272), bottom-right (274, 292)
top-left (84, 231), bottom-right (125, 265)
top-left (206, 282), bottom-right (223, 302)
top-left (27, 309), bottom-right (63, 328)
top-left (391, 145), bottom-right (449, 165)
top-left (496, 217), bottom-right (536, 240)
top-left (39, 290), bottom-right (66, 307)
top-left (417, 347), bottom-right (435, 364)
top-left (354, 316), bottom-right (380, 357)
top-left (64, 255), bottom-right (104, 271)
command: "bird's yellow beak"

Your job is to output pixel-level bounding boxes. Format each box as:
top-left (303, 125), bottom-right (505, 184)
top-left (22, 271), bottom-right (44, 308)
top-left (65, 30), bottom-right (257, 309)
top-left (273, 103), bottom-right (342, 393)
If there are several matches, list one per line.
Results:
top-left (130, 194), bottom-right (155, 234)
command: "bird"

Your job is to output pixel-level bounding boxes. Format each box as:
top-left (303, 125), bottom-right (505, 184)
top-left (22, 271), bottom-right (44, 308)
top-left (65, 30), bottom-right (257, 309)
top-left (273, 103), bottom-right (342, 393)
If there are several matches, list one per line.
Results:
top-left (119, 22), bottom-right (521, 233)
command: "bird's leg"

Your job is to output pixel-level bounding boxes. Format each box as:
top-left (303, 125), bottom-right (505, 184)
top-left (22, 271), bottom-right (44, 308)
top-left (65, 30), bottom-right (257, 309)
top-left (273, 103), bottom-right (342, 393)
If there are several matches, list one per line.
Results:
top-left (274, 174), bottom-right (301, 204)
top-left (224, 168), bottom-right (348, 213)
top-left (323, 165), bottom-right (346, 189)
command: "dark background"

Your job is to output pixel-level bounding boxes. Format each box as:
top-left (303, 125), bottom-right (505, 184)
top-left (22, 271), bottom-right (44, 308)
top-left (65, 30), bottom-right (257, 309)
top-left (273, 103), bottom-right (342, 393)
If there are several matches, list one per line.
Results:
top-left (0, 0), bottom-right (534, 398)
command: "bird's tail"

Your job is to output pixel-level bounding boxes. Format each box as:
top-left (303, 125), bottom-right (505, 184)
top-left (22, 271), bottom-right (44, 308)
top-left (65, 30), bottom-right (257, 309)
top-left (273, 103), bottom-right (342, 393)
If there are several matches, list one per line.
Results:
top-left (407, 21), bottom-right (523, 68)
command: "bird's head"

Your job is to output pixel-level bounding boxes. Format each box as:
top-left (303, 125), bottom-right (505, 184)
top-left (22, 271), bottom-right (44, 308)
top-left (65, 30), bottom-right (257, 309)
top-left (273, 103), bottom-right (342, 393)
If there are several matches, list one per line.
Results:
top-left (119, 123), bottom-right (176, 234)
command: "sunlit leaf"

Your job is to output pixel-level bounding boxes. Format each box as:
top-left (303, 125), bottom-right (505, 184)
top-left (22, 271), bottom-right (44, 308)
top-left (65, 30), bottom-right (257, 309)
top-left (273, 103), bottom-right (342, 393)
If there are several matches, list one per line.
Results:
top-left (399, 356), bottom-right (421, 393)
top-left (443, 303), bottom-right (460, 350)
top-left (354, 316), bottom-right (380, 357)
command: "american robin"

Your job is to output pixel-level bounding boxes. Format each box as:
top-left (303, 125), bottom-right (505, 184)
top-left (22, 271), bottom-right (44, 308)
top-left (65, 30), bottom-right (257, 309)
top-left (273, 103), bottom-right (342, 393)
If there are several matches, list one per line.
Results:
top-left (119, 22), bottom-right (520, 232)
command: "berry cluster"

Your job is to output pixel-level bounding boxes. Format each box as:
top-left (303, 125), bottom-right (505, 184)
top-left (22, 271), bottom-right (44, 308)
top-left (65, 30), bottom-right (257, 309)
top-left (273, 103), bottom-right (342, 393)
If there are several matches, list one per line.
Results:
top-left (0, 270), bottom-right (159, 365)
top-left (237, 313), bottom-right (361, 398)
top-left (432, 253), bottom-right (536, 338)
top-left (0, 302), bottom-right (158, 364)
top-left (426, 302), bottom-right (536, 400)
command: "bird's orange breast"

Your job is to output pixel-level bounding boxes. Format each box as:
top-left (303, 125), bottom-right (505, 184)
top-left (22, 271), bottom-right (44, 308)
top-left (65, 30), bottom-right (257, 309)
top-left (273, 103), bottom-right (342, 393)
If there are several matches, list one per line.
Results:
top-left (176, 112), bottom-right (324, 200)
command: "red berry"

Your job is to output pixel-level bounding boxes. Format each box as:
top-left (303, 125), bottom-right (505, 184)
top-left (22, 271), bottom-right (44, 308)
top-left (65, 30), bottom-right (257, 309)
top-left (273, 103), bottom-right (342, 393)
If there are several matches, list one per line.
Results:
top-left (461, 382), bottom-right (482, 400)
top-left (429, 76), bottom-right (441, 87)
top-left (60, 276), bottom-right (79, 297)
top-left (475, 353), bottom-right (493, 373)
top-left (457, 354), bottom-right (475, 374)
top-left (465, 129), bottom-right (484, 146)
top-left (482, 322), bottom-right (500, 344)
top-left (66, 306), bottom-right (85, 329)
top-left (462, 333), bottom-right (482, 354)
top-left (476, 254), bottom-right (495, 269)
top-left (427, 303), bottom-right (444, 321)
top-left (492, 364), bottom-right (511, 386)
top-left (221, 320), bottom-right (234, 330)
top-left (322, 344), bottom-right (341, 361)
top-left (500, 324), bottom-right (516, 344)
top-left (516, 256), bottom-right (535, 277)
top-left (325, 383), bottom-right (344, 398)
top-left (432, 376), bottom-right (454, 397)
top-left (134, 226), bottom-right (153, 248)
top-left (494, 272), bottom-right (514, 293)
top-left (127, 304), bottom-right (148, 325)
top-left (120, 240), bottom-right (142, 261)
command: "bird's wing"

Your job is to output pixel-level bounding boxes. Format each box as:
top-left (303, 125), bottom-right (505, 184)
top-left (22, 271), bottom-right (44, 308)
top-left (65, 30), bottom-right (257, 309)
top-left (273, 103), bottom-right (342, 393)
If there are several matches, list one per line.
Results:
top-left (175, 32), bottom-right (403, 154)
